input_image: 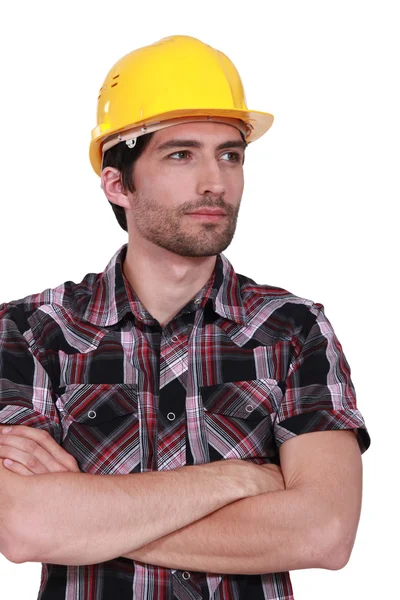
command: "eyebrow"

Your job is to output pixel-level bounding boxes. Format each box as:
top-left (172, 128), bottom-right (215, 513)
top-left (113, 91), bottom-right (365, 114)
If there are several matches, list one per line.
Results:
top-left (155, 139), bottom-right (248, 153)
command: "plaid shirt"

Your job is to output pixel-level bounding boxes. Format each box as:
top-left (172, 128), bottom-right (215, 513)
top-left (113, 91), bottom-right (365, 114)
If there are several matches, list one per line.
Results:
top-left (0, 243), bottom-right (371, 600)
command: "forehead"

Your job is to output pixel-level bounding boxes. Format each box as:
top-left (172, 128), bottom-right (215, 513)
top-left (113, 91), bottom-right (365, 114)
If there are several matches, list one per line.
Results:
top-left (149, 121), bottom-right (244, 148)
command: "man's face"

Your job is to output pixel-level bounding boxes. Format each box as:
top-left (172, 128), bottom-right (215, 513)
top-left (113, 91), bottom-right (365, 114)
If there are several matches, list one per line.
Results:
top-left (125, 121), bottom-right (246, 257)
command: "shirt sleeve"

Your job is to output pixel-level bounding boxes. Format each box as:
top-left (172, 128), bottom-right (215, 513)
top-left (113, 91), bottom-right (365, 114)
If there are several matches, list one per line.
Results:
top-left (273, 302), bottom-right (371, 455)
top-left (0, 304), bottom-right (61, 442)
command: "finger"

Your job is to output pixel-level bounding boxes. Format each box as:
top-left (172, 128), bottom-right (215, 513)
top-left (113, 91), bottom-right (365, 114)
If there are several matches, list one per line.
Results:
top-left (0, 433), bottom-right (75, 473)
top-left (3, 458), bottom-right (35, 476)
top-left (261, 463), bottom-right (282, 471)
top-left (0, 444), bottom-right (50, 474)
top-left (0, 426), bottom-right (79, 472)
top-left (0, 438), bottom-right (70, 474)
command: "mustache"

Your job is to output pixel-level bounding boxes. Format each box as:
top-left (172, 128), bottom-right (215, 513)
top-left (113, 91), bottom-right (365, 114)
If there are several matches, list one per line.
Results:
top-left (183, 196), bottom-right (229, 213)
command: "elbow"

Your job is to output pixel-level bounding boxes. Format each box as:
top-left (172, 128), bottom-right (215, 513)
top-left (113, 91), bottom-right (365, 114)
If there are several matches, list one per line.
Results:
top-left (317, 518), bottom-right (354, 571)
top-left (325, 545), bottom-right (352, 571)
top-left (2, 543), bottom-right (29, 565)
top-left (0, 530), bottom-right (16, 564)
top-left (0, 514), bottom-right (30, 564)
top-left (0, 468), bottom-right (39, 563)
top-left (324, 537), bottom-right (352, 571)
top-left (0, 511), bottom-right (33, 564)
top-left (0, 493), bottom-right (34, 564)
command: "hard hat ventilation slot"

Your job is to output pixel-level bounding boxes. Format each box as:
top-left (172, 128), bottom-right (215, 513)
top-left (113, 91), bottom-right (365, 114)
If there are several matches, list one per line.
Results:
top-left (111, 75), bottom-right (120, 89)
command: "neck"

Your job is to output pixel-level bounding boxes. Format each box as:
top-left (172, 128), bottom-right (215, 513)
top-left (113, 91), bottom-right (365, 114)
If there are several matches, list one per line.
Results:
top-left (122, 241), bottom-right (217, 328)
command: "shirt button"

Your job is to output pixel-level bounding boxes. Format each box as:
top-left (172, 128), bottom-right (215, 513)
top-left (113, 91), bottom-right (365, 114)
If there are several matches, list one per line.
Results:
top-left (182, 571), bottom-right (191, 580)
top-left (88, 410), bottom-right (97, 419)
top-left (245, 405), bottom-right (254, 413)
top-left (167, 412), bottom-right (176, 421)
top-left (171, 335), bottom-right (179, 342)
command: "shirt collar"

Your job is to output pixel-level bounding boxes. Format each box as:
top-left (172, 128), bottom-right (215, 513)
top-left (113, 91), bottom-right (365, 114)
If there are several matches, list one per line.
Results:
top-left (82, 244), bottom-right (248, 328)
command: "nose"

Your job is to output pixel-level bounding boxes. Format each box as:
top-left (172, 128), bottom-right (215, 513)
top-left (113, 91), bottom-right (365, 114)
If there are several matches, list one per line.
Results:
top-left (195, 159), bottom-right (226, 197)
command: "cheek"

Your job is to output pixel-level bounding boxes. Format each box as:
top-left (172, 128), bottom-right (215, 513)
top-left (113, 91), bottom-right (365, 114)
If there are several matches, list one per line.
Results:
top-left (224, 170), bottom-right (244, 195)
top-left (152, 168), bottom-right (196, 200)
top-left (134, 170), bottom-right (190, 211)
top-left (136, 170), bottom-right (161, 192)
top-left (139, 166), bottom-right (189, 194)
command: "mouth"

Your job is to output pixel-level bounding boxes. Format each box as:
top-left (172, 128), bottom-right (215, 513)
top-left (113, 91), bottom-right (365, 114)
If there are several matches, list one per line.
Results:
top-left (186, 208), bottom-right (227, 221)
top-left (187, 213), bottom-right (227, 221)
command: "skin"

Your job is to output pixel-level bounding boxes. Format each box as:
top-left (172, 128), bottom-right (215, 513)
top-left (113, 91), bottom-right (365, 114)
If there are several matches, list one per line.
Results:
top-left (1, 122), bottom-right (248, 475)
top-left (0, 424), bottom-right (284, 484)
top-left (0, 121), bottom-right (362, 572)
top-left (101, 121), bottom-right (247, 326)
top-left (0, 425), bottom-right (360, 572)
top-left (0, 121), bottom-right (250, 476)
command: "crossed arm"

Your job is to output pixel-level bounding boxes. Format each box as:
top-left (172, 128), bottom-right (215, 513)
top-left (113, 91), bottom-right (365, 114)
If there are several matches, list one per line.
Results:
top-left (123, 429), bottom-right (362, 573)
top-left (0, 425), bottom-right (362, 574)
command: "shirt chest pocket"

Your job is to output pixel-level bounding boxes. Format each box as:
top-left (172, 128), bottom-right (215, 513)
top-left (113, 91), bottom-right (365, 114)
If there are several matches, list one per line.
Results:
top-left (57, 383), bottom-right (140, 475)
top-left (200, 378), bottom-right (283, 462)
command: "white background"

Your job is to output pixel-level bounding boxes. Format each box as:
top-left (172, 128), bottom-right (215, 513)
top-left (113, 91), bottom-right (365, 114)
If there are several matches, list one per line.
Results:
top-left (0, 0), bottom-right (397, 598)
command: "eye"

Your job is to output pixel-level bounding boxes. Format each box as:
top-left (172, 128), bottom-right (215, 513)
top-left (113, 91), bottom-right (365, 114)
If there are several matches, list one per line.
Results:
top-left (168, 150), bottom-right (191, 160)
top-left (167, 150), bottom-right (243, 162)
top-left (221, 152), bottom-right (241, 162)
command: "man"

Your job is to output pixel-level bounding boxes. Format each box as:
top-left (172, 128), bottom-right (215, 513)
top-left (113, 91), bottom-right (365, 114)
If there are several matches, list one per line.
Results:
top-left (0, 35), bottom-right (370, 600)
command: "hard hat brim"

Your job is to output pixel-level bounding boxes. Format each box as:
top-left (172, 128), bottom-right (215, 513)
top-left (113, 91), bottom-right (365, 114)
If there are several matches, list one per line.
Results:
top-left (90, 108), bottom-right (274, 177)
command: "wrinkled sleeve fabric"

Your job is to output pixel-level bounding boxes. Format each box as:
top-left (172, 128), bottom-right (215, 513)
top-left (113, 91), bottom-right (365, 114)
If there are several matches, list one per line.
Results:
top-left (274, 302), bottom-right (371, 455)
top-left (0, 303), bottom-right (61, 442)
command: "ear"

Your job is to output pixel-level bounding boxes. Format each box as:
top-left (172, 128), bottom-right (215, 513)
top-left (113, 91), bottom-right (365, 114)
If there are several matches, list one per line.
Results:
top-left (101, 167), bottom-right (131, 210)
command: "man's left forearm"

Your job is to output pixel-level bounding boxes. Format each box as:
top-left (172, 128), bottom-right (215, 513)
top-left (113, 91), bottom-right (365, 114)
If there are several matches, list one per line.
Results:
top-left (123, 486), bottom-right (345, 574)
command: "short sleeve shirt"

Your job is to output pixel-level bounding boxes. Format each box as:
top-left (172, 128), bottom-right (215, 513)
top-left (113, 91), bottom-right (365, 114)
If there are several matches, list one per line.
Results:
top-left (0, 243), bottom-right (371, 600)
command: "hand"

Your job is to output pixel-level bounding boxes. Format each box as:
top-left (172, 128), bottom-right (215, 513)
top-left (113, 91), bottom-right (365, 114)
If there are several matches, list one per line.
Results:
top-left (258, 462), bottom-right (286, 492)
top-left (0, 425), bottom-right (80, 476)
top-left (205, 458), bottom-right (286, 497)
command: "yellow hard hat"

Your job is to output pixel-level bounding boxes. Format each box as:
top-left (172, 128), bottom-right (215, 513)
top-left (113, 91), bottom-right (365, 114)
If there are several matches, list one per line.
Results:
top-left (89, 35), bottom-right (274, 176)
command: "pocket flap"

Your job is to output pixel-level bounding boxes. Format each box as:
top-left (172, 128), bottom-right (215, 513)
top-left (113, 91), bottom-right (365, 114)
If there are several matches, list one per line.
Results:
top-left (200, 379), bottom-right (282, 419)
top-left (57, 383), bottom-right (138, 426)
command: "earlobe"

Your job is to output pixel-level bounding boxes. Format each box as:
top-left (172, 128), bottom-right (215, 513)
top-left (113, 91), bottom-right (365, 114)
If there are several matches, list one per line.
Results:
top-left (108, 195), bottom-right (131, 210)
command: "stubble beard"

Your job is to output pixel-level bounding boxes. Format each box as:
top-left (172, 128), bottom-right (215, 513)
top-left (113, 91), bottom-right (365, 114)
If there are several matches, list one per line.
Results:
top-left (131, 194), bottom-right (240, 257)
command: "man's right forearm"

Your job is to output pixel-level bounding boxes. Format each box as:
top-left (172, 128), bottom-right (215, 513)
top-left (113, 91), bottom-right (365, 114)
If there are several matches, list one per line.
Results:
top-left (0, 460), bottom-right (250, 566)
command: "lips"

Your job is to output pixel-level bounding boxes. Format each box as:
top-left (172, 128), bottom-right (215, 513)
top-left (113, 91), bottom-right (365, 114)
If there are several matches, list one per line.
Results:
top-left (188, 209), bottom-right (226, 215)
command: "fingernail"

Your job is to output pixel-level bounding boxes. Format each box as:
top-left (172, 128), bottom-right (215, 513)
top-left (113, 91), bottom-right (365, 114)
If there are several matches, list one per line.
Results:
top-left (2, 427), bottom-right (12, 433)
top-left (4, 459), bottom-right (13, 466)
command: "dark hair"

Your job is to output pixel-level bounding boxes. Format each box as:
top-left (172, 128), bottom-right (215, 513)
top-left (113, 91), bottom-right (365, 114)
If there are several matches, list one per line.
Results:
top-left (101, 128), bottom-right (247, 232)
top-left (101, 132), bottom-right (155, 232)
